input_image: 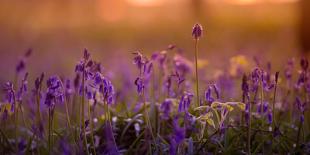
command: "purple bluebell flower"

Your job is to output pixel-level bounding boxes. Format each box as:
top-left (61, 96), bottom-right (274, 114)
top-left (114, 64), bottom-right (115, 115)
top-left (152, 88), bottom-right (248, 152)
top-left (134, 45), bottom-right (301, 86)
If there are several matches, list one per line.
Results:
top-left (160, 99), bottom-right (173, 119)
top-left (178, 92), bottom-right (193, 112)
top-left (134, 77), bottom-right (144, 95)
top-left (18, 138), bottom-right (26, 153)
top-left (301, 57), bottom-right (309, 71)
top-left (133, 51), bottom-right (145, 71)
top-left (16, 72), bottom-right (28, 102)
top-left (242, 74), bottom-right (250, 102)
top-left (173, 54), bottom-right (192, 77)
top-left (205, 85), bottom-right (220, 104)
top-left (3, 82), bottom-right (15, 106)
top-left (285, 58), bottom-right (294, 80)
top-left (59, 138), bottom-right (72, 155)
top-left (251, 68), bottom-right (261, 92)
top-left (192, 23), bottom-right (203, 40)
top-left (169, 138), bottom-right (177, 155)
top-left (172, 116), bottom-right (185, 144)
top-left (35, 73), bottom-right (45, 92)
top-left (267, 112), bottom-right (272, 124)
top-left (295, 97), bottom-right (305, 124)
top-left (205, 86), bottom-right (214, 103)
top-left (102, 78), bottom-right (115, 105)
top-left (16, 48), bottom-right (32, 73)
top-left (44, 76), bottom-right (64, 108)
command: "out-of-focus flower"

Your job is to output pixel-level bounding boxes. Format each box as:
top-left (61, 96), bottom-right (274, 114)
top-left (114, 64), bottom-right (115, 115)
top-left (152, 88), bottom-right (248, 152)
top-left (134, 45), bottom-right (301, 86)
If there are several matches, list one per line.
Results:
top-left (229, 55), bottom-right (249, 77)
top-left (3, 82), bottom-right (15, 106)
top-left (301, 57), bottom-right (309, 71)
top-left (267, 112), bottom-right (272, 124)
top-left (197, 59), bottom-right (208, 69)
top-left (173, 53), bottom-right (193, 77)
top-left (285, 58), bottom-right (294, 80)
top-left (295, 97), bottom-right (305, 124)
top-left (16, 72), bottom-right (28, 102)
top-left (160, 98), bottom-right (174, 119)
top-left (172, 116), bottom-right (185, 144)
top-left (242, 74), bottom-right (250, 102)
top-left (16, 48), bottom-right (32, 73)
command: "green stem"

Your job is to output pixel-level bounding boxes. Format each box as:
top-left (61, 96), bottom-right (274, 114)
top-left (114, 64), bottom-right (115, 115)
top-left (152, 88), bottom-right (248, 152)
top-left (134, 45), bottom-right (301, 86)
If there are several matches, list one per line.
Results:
top-left (88, 100), bottom-right (96, 155)
top-left (272, 76), bottom-right (278, 146)
top-left (48, 108), bottom-right (51, 154)
top-left (106, 103), bottom-right (119, 153)
top-left (81, 70), bottom-right (89, 155)
top-left (194, 39), bottom-right (200, 107)
top-left (64, 100), bottom-right (72, 129)
top-left (248, 102), bottom-right (251, 155)
top-left (14, 102), bottom-right (18, 153)
top-left (142, 93), bottom-right (157, 152)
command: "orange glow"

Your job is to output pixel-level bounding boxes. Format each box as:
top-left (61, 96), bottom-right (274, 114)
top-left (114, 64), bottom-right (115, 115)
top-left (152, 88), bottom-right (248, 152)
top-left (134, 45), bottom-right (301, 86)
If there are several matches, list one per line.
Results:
top-left (234, 0), bottom-right (258, 5)
top-left (126, 0), bottom-right (165, 7)
top-left (225, 0), bottom-right (299, 5)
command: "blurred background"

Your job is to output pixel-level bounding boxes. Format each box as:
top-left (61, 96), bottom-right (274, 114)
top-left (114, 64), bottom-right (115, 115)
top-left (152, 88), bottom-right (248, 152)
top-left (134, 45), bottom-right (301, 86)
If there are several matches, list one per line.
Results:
top-left (0, 0), bottom-right (308, 82)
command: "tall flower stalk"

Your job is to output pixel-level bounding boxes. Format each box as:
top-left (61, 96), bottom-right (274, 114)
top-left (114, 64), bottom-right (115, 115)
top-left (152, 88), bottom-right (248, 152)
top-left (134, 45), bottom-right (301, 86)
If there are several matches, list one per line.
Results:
top-left (192, 23), bottom-right (203, 107)
top-left (241, 74), bottom-right (251, 155)
top-left (272, 72), bottom-right (279, 136)
top-left (75, 49), bottom-right (91, 155)
top-left (35, 73), bottom-right (44, 130)
top-left (44, 76), bottom-right (65, 153)
top-left (133, 52), bottom-right (157, 151)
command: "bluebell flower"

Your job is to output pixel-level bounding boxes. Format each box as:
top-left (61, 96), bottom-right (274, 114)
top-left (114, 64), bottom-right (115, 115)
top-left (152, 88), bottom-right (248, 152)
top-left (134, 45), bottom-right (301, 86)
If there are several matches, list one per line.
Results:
top-left (133, 51), bottom-right (145, 71)
top-left (16, 48), bottom-right (32, 73)
top-left (205, 86), bottom-right (214, 103)
top-left (178, 92), bottom-right (193, 112)
top-left (172, 116), bottom-right (185, 144)
top-left (205, 84), bottom-right (220, 104)
top-left (44, 76), bottom-right (64, 108)
top-left (160, 99), bottom-right (173, 119)
top-left (301, 57), bottom-right (309, 71)
top-left (267, 112), bottom-right (272, 124)
top-left (16, 73), bottom-right (28, 102)
top-left (192, 23), bottom-right (203, 40)
top-left (242, 74), bottom-right (250, 102)
top-left (134, 77), bottom-right (144, 95)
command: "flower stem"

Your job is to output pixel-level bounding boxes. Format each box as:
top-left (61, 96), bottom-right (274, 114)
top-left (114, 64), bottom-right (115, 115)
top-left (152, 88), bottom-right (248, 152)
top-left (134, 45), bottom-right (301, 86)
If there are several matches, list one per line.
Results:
top-left (14, 102), bottom-right (18, 153)
top-left (105, 102), bottom-right (119, 153)
top-left (272, 75), bottom-right (278, 146)
top-left (64, 100), bottom-right (72, 129)
top-left (247, 102), bottom-right (251, 155)
top-left (88, 100), bottom-right (96, 155)
top-left (194, 39), bottom-right (200, 107)
top-left (48, 108), bottom-right (51, 154)
top-left (81, 70), bottom-right (89, 155)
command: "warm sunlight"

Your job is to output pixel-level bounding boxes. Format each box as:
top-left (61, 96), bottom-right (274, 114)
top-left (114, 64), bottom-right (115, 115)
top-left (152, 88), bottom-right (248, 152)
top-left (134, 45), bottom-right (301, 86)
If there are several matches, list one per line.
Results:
top-left (126, 0), bottom-right (165, 7)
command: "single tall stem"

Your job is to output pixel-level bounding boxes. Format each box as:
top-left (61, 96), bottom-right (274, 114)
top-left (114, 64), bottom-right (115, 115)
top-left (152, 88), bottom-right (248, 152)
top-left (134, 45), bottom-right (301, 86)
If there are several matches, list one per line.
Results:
top-left (247, 102), bottom-right (251, 155)
top-left (194, 39), bottom-right (200, 107)
top-left (272, 77), bottom-right (278, 142)
top-left (64, 100), bottom-right (72, 129)
top-left (106, 103), bottom-right (119, 153)
top-left (48, 108), bottom-right (51, 154)
top-left (14, 102), bottom-right (18, 153)
top-left (81, 70), bottom-right (89, 155)
top-left (88, 100), bottom-right (96, 155)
